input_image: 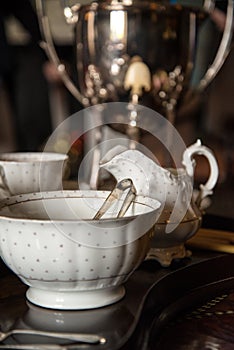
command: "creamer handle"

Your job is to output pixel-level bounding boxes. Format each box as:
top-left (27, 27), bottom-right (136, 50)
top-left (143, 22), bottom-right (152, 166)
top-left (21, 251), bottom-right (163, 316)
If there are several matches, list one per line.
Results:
top-left (182, 139), bottom-right (219, 209)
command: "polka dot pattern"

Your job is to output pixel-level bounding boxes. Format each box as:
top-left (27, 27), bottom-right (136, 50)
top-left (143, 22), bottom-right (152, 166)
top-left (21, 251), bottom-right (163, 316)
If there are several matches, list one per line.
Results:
top-left (0, 221), bottom-right (149, 285)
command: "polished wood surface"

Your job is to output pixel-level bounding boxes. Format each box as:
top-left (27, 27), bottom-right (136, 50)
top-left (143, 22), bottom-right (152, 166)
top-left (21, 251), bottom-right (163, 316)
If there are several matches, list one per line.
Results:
top-left (121, 254), bottom-right (234, 350)
top-left (2, 253), bottom-right (234, 349)
top-left (151, 289), bottom-right (234, 349)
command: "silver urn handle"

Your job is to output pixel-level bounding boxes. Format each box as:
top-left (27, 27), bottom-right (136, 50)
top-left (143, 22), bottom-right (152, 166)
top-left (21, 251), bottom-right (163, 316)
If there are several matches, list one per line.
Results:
top-left (197, 0), bottom-right (234, 91)
top-left (35, 0), bottom-right (89, 106)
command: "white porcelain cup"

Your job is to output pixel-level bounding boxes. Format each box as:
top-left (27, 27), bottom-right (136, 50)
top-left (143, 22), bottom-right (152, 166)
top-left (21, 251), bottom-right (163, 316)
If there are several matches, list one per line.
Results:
top-left (0, 152), bottom-right (68, 198)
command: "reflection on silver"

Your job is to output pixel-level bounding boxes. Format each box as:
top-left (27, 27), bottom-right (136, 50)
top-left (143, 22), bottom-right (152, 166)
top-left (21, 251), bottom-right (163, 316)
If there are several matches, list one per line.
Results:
top-left (0, 328), bottom-right (106, 345)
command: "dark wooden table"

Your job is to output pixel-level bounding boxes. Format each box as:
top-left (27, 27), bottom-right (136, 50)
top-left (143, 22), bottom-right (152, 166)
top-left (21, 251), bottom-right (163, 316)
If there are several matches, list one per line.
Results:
top-left (0, 248), bottom-right (234, 349)
top-left (151, 288), bottom-right (234, 350)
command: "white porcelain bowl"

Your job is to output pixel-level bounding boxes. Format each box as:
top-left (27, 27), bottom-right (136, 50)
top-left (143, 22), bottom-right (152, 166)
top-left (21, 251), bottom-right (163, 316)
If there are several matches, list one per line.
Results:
top-left (0, 152), bottom-right (68, 197)
top-left (0, 190), bottom-right (160, 310)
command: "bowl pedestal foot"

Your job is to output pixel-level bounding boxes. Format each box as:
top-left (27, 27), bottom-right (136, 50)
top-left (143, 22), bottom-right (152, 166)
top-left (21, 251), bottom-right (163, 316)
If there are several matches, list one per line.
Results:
top-left (26, 285), bottom-right (125, 310)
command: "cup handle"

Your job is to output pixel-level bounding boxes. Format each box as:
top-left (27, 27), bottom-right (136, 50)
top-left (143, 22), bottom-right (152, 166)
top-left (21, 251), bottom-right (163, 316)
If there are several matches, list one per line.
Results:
top-left (182, 139), bottom-right (219, 209)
